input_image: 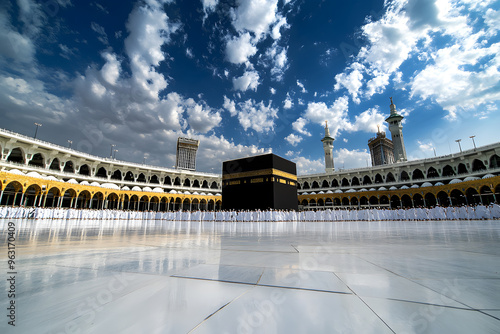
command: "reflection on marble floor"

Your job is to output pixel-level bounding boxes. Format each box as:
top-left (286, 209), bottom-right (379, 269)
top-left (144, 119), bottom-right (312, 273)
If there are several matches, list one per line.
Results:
top-left (1, 219), bottom-right (499, 333)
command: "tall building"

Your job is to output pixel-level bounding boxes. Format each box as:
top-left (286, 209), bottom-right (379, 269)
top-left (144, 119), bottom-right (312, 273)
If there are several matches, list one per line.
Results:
top-left (321, 121), bottom-right (335, 173)
top-left (176, 137), bottom-right (199, 171)
top-left (385, 97), bottom-right (407, 162)
top-left (368, 127), bottom-right (395, 166)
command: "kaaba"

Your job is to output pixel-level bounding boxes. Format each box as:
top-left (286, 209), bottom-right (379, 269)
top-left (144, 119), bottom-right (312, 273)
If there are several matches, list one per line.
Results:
top-left (222, 153), bottom-right (298, 211)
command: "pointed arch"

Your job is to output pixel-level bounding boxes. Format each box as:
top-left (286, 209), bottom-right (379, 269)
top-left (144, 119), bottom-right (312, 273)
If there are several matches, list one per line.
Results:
top-left (164, 176), bottom-right (172, 185)
top-left (95, 167), bottom-right (107, 178)
top-left (49, 158), bottom-right (61, 171)
top-left (457, 163), bottom-right (468, 174)
top-left (490, 154), bottom-right (500, 169)
top-left (442, 165), bottom-right (455, 177)
top-left (150, 175), bottom-right (160, 184)
top-left (427, 167), bottom-right (439, 178)
top-left (29, 153), bottom-right (45, 167)
top-left (124, 171), bottom-right (134, 181)
top-left (472, 159), bottom-right (486, 172)
top-left (63, 161), bottom-right (75, 173)
top-left (412, 169), bottom-right (424, 180)
top-left (111, 170), bottom-right (122, 180)
top-left (79, 164), bottom-right (90, 176)
top-left (7, 147), bottom-right (25, 164)
top-left (351, 177), bottom-right (360, 186)
top-left (137, 173), bottom-right (146, 183)
top-left (386, 172), bottom-right (396, 183)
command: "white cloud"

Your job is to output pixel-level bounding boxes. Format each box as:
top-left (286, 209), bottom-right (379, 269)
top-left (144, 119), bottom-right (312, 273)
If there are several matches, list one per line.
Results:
top-left (232, 70), bottom-right (260, 92)
top-left (124, 0), bottom-right (179, 100)
top-left (484, 9), bottom-right (500, 35)
top-left (223, 95), bottom-right (237, 116)
top-left (285, 133), bottom-right (302, 146)
top-left (334, 62), bottom-right (364, 104)
top-left (225, 0), bottom-right (291, 80)
top-left (417, 140), bottom-right (434, 152)
top-left (303, 96), bottom-right (349, 137)
top-left (292, 156), bottom-right (324, 175)
top-left (302, 97), bottom-right (386, 139)
top-left (100, 52), bottom-right (121, 85)
top-left (225, 32), bottom-right (258, 64)
top-left (265, 43), bottom-right (288, 80)
top-left (347, 107), bottom-right (387, 133)
top-left (410, 39), bottom-right (500, 119)
top-left (270, 87), bottom-right (276, 94)
top-left (271, 15), bottom-right (289, 40)
top-left (201, 0), bottom-right (219, 21)
top-left (283, 94), bottom-right (293, 109)
top-left (334, 148), bottom-right (371, 169)
top-left (59, 44), bottom-right (75, 60)
top-left (0, 74), bottom-right (73, 123)
top-left (0, 12), bottom-right (35, 63)
top-left (197, 133), bottom-right (268, 172)
top-left (332, 0), bottom-right (483, 106)
top-left (291, 117), bottom-right (311, 136)
top-left (223, 97), bottom-right (278, 132)
top-left (184, 98), bottom-right (222, 133)
top-left (296, 80), bottom-right (307, 93)
top-left (91, 22), bottom-right (109, 45)
top-left (230, 0), bottom-right (279, 40)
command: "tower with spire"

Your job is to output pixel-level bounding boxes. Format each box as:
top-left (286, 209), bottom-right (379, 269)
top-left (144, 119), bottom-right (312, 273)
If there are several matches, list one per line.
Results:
top-left (368, 125), bottom-right (395, 166)
top-left (321, 121), bottom-right (335, 173)
top-left (385, 97), bottom-right (407, 162)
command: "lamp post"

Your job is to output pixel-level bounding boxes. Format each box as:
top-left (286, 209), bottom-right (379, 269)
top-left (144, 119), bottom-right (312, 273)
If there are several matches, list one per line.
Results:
top-left (67, 140), bottom-right (72, 149)
top-left (455, 139), bottom-right (462, 153)
top-left (470, 135), bottom-right (476, 150)
top-left (143, 156), bottom-right (146, 164)
top-left (110, 144), bottom-right (116, 158)
top-left (113, 149), bottom-right (118, 159)
top-left (34, 123), bottom-right (42, 139)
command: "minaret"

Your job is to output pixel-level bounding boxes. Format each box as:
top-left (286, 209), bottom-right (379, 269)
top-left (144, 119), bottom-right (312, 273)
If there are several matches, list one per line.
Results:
top-left (321, 121), bottom-right (335, 173)
top-left (385, 97), bottom-right (407, 162)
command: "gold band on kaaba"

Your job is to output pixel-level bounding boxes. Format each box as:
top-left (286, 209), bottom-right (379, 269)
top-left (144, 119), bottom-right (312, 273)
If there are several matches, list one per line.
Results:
top-left (222, 168), bottom-right (297, 181)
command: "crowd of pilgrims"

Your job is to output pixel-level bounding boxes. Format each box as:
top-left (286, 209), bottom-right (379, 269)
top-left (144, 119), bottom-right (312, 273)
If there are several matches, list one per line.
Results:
top-left (1, 203), bottom-right (500, 221)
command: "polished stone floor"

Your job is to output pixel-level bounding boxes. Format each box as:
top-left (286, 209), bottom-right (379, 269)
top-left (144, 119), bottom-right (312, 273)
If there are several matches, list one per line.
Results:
top-left (1, 219), bottom-right (499, 334)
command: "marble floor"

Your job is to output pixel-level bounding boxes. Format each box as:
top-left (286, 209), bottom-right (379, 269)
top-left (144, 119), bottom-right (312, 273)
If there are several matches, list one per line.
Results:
top-left (1, 219), bottom-right (499, 334)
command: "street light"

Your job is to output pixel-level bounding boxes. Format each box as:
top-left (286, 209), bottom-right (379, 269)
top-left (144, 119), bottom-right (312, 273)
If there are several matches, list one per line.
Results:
top-left (110, 144), bottom-right (116, 158)
top-left (34, 123), bottom-right (42, 139)
top-left (455, 139), bottom-right (462, 153)
top-left (113, 149), bottom-right (118, 159)
top-left (470, 135), bottom-right (476, 149)
top-left (67, 140), bottom-right (72, 149)
top-left (143, 156), bottom-right (147, 164)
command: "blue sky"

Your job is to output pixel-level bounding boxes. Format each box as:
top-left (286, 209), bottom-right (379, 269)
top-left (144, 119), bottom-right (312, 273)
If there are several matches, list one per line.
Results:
top-left (1, 0), bottom-right (499, 175)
